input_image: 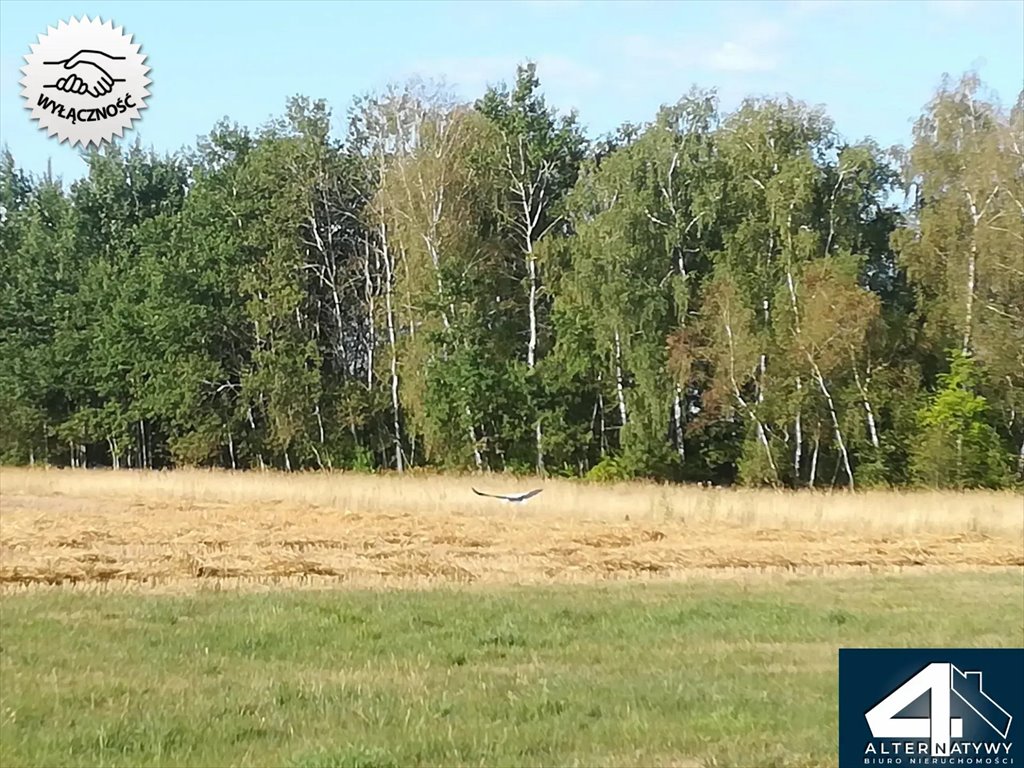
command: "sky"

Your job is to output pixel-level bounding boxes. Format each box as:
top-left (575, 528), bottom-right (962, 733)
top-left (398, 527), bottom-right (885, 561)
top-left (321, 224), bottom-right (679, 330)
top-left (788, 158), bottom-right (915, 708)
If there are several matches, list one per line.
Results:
top-left (1, 0), bottom-right (1022, 184)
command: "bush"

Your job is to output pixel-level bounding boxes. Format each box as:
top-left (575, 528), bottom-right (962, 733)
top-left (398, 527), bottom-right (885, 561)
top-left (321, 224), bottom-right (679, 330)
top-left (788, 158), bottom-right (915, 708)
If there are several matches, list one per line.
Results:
top-left (910, 352), bottom-right (1011, 489)
top-left (585, 455), bottom-right (636, 483)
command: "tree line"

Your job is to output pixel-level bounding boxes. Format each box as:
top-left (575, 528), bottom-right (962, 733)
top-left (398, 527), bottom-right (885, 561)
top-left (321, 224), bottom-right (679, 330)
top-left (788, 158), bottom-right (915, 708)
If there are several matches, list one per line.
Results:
top-left (2, 65), bottom-right (1022, 489)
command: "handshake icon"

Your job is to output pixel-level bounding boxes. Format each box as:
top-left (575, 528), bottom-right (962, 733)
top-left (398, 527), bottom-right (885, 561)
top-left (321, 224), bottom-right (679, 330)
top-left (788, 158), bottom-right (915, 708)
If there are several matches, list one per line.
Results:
top-left (44, 49), bottom-right (126, 98)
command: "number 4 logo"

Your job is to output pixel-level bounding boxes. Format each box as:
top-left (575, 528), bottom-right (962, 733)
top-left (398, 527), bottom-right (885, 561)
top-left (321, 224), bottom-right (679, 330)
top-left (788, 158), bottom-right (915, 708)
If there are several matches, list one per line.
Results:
top-left (865, 662), bottom-right (1013, 756)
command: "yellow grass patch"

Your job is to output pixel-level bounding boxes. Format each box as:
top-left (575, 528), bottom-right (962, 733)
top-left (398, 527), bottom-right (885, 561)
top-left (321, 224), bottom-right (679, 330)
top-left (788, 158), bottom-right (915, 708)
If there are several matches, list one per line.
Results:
top-left (1, 467), bottom-right (1021, 591)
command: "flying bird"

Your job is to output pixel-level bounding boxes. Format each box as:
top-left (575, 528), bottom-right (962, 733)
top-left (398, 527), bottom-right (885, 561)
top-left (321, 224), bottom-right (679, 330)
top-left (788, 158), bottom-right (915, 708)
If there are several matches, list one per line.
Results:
top-left (472, 487), bottom-right (544, 504)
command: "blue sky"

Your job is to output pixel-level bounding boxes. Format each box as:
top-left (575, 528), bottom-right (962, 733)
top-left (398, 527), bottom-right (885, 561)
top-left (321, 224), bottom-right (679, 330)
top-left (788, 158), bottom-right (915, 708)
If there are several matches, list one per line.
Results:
top-left (1, 0), bottom-right (1022, 183)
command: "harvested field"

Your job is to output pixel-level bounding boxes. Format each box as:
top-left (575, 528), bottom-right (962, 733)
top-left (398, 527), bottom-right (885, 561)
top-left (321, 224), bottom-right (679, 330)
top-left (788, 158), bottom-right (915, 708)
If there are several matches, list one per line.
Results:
top-left (2, 468), bottom-right (1021, 590)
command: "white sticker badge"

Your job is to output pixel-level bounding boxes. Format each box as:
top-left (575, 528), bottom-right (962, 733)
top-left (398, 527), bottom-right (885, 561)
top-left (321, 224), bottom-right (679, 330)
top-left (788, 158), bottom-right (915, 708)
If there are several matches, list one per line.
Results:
top-left (20, 16), bottom-right (151, 148)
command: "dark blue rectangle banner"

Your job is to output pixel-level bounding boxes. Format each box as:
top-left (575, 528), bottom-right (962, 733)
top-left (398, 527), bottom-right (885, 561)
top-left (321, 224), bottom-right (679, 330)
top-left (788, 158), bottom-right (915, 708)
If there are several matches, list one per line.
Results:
top-left (839, 648), bottom-right (1023, 768)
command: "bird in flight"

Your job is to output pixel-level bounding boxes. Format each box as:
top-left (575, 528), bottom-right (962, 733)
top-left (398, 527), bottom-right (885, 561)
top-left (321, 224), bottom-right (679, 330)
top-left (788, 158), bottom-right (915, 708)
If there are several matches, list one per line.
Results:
top-left (472, 487), bottom-right (544, 504)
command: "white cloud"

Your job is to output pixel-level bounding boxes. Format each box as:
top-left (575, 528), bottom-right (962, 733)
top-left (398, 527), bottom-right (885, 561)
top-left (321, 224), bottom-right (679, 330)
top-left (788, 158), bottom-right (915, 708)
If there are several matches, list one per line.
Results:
top-left (708, 20), bottom-right (784, 73)
top-left (619, 20), bottom-right (787, 75)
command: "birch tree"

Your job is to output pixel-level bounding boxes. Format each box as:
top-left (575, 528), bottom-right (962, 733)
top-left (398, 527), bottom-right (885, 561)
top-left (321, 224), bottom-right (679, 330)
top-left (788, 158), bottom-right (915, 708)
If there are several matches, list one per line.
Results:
top-left (371, 84), bottom-right (512, 469)
top-left (563, 93), bottom-right (720, 478)
top-left (476, 63), bottom-right (586, 474)
top-left (895, 74), bottom-right (1024, 478)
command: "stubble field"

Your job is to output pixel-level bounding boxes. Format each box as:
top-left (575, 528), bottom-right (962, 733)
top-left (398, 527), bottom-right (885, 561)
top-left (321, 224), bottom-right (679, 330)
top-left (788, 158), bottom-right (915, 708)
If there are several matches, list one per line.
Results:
top-left (1, 468), bottom-right (1022, 589)
top-left (1, 468), bottom-right (1022, 767)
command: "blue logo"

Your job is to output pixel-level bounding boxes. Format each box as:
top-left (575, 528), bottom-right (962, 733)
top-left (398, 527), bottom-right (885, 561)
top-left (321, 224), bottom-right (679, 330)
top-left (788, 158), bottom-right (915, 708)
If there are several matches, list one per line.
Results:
top-left (839, 649), bottom-right (1023, 767)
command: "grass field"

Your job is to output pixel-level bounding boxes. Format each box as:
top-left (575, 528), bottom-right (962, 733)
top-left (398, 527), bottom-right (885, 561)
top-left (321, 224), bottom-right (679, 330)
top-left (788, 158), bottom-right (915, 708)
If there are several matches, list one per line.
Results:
top-left (1, 468), bottom-right (1022, 767)
top-left (2, 573), bottom-right (1022, 768)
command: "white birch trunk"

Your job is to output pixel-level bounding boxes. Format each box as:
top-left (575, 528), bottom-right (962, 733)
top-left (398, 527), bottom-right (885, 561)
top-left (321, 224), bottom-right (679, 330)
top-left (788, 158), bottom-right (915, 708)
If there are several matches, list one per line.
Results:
top-left (961, 184), bottom-right (1001, 355)
top-left (246, 405), bottom-right (265, 470)
top-left (528, 253), bottom-right (543, 474)
top-left (311, 405), bottom-right (327, 473)
top-left (785, 268), bottom-right (804, 484)
top-left (315, 402), bottom-right (326, 444)
top-left (807, 356), bottom-right (855, 490)
top-left (963, 191), bottom-right (981, 355)
top-left (758, 226), bottom-right (773, 405)
top-left (794, 378), bottom-right (803, 482)
top-left (596, 373), bottom-right (607, 457)
top-left (809, 424), bottom-right (820, 489)
top-left (467, 408), bottom-right (483, 471)
top-left (963, 244), bottom-right (976, 356)
top-left (523, 195), bottom-right (543, 471)
top-left (527, 255), bottom-right (538, 368)
top-left (614, 328), bottom-right (628, 427)
top-left (310, 444), bottom-right (325, 471)
top-left (673, 385), bottom-right (686, 462)
top-left (364, 238), bottom-right (375, 388)
top-left (382, 236), bottom-right (404, 473)
top-left (723, 318), bottom-right (777, 479)
top-left (504, 136), bottom-right (551, 473)
top-left (825, 168), bottom-right (846, 256)
top-left (851, 365), bottom-right (880, 449)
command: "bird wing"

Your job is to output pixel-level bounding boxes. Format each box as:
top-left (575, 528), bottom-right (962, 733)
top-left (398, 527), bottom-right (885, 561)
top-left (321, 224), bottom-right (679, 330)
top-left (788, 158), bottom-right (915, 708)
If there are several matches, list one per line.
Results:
top-left (509, 488), bottom-right (544, 502)
top-left (472, 487), bottom-right (544, 502)
top-left (472, 487), bottom-right (505, 500)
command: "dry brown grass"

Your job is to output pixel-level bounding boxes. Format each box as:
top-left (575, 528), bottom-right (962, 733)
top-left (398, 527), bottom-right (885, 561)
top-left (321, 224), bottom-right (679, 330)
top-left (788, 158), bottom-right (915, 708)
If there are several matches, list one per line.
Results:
top-left (1, 466), bottom-right (1021, 591)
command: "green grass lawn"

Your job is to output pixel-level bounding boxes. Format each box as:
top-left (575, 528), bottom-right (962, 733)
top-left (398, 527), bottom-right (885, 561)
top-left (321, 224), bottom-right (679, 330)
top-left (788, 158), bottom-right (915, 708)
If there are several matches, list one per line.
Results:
top-left (1, 571), bottom-right (1022, 768)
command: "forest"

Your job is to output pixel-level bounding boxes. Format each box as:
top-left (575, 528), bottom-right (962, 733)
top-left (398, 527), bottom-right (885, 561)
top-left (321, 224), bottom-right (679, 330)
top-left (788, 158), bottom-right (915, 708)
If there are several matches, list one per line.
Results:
top-left (1, 65), bottom-right (1022, 489)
